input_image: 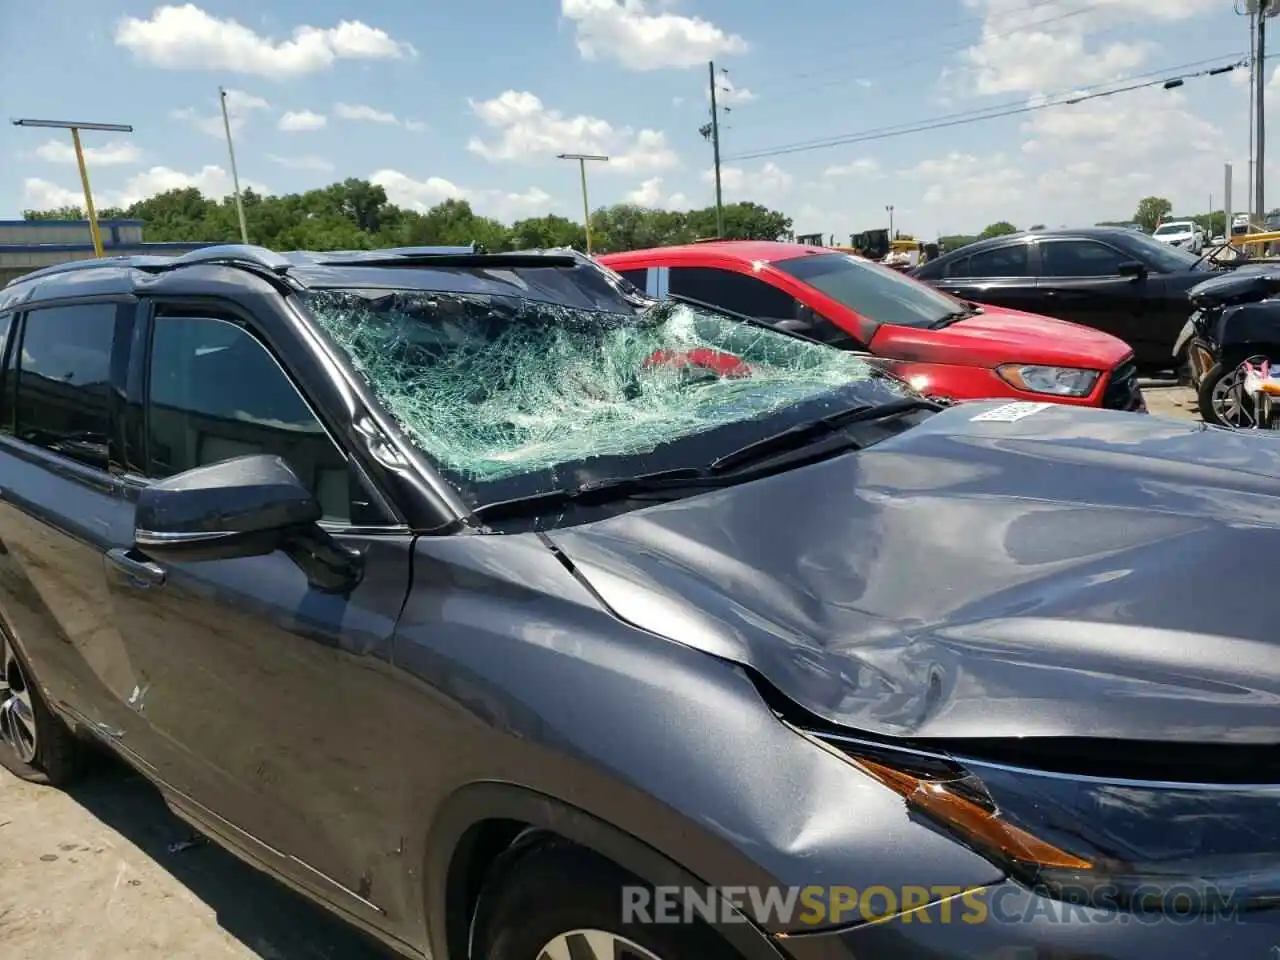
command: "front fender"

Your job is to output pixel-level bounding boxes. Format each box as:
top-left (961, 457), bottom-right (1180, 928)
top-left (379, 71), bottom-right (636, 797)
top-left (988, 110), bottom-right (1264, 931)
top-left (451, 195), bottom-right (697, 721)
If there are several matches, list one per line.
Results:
top-left (397, 535), bottom-right (1001, 953)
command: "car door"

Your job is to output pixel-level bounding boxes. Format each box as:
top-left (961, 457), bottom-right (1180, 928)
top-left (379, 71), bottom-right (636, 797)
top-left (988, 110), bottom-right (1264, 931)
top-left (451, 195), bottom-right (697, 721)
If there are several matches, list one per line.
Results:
top-left (101, 303), bottom-right (418, 921)
top-left (929, 240), bottom-right (1042, 313)
top-left (1036, 238), bottom-right (1154, 360)
top-left (0, 300), bottom-right (151, 751)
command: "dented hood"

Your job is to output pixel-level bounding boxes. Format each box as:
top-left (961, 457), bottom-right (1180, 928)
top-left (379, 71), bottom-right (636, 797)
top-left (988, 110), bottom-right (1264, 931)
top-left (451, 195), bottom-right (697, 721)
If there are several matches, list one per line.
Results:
top-left (549, 400), bottom-right (1280, 744)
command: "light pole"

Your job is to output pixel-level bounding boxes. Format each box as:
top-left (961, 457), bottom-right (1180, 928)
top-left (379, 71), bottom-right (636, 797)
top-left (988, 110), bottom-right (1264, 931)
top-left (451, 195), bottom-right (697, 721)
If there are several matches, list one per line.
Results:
top-left (219, 87), bottom-right (250, 244)
top-left (11, 117), bottom-right (133, 258)
top-left (557, 153), bottom-right (609, 254)
top-left (886, 204), bottom-right (895, 239)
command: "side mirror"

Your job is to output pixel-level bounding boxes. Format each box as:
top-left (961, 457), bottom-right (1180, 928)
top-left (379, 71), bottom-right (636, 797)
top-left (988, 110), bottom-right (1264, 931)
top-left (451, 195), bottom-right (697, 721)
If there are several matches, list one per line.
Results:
top-left (1117, 261), bottom-right (1147, 279)
top-left (135, 454), bottom-right (321, 564)
top-left (771, 303), bottom-right (819, 334)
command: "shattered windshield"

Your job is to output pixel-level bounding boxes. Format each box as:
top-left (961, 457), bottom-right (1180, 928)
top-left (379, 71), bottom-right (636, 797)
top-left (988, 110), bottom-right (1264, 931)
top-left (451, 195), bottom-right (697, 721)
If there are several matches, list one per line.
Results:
top-left (303, 288), bottom-right (905, 500)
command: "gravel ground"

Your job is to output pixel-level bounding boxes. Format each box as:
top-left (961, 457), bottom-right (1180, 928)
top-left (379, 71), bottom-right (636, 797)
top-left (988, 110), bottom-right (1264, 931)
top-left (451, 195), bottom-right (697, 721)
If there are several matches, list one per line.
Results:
top-left (0, 384), bottom-right (1202, 960)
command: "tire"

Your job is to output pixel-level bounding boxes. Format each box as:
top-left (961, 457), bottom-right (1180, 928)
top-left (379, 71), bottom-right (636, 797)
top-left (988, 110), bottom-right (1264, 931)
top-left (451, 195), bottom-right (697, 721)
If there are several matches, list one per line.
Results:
top-left (0, 631), bottom-right (85, 786)
top-left (473, 843), bottom-right (742, 960)
top-left (1197, 351), bottom-right (1277, 428)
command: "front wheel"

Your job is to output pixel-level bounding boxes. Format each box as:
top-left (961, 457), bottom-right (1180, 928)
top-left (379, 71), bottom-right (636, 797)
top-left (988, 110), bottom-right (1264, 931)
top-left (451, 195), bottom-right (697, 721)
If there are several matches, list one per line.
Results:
top-left (1197, 353), bottom-right (1274, 428)
top-left (473, 844), bottom-right (742, 960)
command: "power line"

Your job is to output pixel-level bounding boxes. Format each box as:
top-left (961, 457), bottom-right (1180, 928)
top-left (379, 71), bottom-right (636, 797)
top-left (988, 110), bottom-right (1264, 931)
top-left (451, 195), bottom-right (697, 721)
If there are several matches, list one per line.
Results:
top-left (724, 55), bottom-right (1245, 163)
top-left (745, 0), bottom-right (1072, 87)
top-left (755, 1), bottom-right (1106, 100)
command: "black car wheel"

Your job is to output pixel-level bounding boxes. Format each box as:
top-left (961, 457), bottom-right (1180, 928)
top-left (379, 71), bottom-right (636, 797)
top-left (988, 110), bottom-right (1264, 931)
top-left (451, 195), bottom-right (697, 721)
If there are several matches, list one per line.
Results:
top-left (0, 631), bottom-right (84, 785)
top-left (473, 844), bottom-right (742, 960)
top-left (1197, 353), bottom-right (1273, 428)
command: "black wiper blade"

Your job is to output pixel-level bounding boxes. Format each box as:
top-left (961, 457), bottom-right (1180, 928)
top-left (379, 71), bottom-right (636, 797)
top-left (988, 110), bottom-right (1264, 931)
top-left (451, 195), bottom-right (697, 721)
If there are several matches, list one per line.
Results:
top-left (930, 305), bottom-right (982, 329)
top-left (473, 467), bottom-right (711, 521)
top-left (708, 397), bottom-right (941, 474)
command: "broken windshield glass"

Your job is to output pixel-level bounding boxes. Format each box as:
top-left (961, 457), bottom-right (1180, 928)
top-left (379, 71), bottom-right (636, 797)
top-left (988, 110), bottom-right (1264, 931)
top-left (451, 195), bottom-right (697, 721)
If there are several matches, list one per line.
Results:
top-left (303, 289), bottom-right (902, 489)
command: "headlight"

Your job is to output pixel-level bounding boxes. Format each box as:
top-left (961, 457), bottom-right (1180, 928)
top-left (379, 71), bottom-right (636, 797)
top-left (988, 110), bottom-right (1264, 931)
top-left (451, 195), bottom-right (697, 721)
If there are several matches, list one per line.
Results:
top-left (996, 364), bottom-right (1100, 397)
top-left (822, 738), bottom-right (1279, 917)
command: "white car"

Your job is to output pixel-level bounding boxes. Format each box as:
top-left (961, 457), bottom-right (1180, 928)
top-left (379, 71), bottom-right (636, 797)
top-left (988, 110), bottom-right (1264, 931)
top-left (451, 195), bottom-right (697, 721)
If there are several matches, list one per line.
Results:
top-left (1152, 220), bottom-right (1205, 253)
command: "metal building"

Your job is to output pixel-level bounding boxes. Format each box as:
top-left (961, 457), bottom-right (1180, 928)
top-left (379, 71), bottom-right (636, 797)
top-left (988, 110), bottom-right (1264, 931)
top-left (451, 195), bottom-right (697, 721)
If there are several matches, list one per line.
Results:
top-left (0, 219), bottom-right (215, 286)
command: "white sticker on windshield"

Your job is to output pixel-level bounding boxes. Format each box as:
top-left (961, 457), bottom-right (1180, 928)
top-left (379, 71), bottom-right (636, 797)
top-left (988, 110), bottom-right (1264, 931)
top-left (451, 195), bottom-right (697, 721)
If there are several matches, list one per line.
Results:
top-left (969, 401), bottom-right (1054, 422)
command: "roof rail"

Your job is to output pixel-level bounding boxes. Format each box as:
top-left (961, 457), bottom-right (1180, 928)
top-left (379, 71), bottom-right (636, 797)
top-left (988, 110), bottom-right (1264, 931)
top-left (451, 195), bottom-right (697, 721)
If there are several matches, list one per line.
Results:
top-left (132, 243), bottom-right (295, 275)
top-left (379, 244), bottom-right (478, 256)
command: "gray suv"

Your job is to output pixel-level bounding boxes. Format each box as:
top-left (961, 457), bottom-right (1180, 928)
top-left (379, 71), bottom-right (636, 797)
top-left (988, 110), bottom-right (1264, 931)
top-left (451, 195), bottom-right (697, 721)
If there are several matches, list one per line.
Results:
top-left (1, 244), bottom-right (1278, 960)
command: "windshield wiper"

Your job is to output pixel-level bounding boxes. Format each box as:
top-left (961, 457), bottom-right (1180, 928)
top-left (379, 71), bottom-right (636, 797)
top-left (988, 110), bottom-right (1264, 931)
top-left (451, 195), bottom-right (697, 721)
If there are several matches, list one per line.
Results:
top-left (708, 397), bottom-right (942, 474)
top-left (473, 467), bottom-right (721, 522)
top-left (929, 303), bottom-right (983, 329)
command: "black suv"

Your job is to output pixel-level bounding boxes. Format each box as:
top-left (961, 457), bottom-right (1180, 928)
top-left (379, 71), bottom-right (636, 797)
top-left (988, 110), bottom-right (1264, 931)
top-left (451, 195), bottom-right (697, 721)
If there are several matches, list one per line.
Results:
top-left (3, 244), bottom-right (1280, 960)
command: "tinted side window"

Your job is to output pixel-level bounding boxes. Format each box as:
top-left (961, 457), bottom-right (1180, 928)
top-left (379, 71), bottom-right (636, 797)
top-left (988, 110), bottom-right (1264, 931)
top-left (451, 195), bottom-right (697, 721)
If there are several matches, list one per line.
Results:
top-left (15, 303), bottom-right (116, 469)
top-left (616, 268), bottom-right (649, 292)
top-left (1040, 240), bottom-right (1128, 278)
top-left (146, 315), bottom-right (352, 523)
top-left (0, 313), bottom-right (12, 433)
top-left (949, 244), bottom-right (1029, 278)
top-left (668, 266), bottom-right (797, 319)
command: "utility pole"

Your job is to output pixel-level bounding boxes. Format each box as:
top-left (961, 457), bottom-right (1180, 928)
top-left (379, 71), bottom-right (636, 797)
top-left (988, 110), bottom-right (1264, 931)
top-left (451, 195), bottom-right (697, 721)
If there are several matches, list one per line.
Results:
top-left (1250, 8), bottom-right (1257, 218)
top-left (11, 117), bottom-right (133, 258)
top-left (1257, 1), bottom-right (1270, 225)
top-left (219, 87), bottom-right (249, 244)
top-left (708, 60), bottom-right (724, 237)
top-left (886, 204), bottom-right (895, 239)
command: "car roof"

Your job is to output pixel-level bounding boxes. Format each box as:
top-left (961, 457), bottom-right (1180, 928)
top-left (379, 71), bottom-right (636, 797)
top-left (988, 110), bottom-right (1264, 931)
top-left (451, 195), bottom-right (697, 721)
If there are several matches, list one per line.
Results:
top-left (0, 243), bottom-right (642, 313)
top-left (603, 240), bottom-right (832, 265)
top-left (929, 225), bottom-right (1155, 263)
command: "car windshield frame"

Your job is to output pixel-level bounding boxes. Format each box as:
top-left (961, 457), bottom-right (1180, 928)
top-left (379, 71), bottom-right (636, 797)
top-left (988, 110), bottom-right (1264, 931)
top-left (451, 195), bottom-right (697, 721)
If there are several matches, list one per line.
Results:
top-left (1153, 223), bottom-right (1192, 236)
top-left (298, 284), bottom-right (917, 512)
top-left (773, 252), bottom-right (963, 329)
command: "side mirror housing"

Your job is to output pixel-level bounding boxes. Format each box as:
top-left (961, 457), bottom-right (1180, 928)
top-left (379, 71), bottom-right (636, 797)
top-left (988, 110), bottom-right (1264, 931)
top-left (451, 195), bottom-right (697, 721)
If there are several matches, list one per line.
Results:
top-left (1117, 261), bottom-right (1147, 279)
top-left (135, 454), bottom-right (321, 564)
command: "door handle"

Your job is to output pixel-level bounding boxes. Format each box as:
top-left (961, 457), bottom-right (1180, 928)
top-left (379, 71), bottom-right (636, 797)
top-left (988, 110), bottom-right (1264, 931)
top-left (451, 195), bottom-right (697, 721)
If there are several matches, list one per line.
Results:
top-left (106, 547), bottom-right (166, 587)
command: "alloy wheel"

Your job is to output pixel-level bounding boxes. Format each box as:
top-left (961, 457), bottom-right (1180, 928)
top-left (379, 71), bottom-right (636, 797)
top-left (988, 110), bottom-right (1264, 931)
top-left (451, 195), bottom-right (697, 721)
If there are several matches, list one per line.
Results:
top-left (1210, 355), bottom-right (1271, 428)
top-left (537, 930), bottom-right (666, 960)
top-left (0, 635), bottom-right (37, 764)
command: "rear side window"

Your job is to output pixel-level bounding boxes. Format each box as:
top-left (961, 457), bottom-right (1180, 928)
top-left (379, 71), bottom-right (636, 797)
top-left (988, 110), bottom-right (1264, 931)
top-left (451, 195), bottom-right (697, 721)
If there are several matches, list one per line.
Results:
top-left (15, 303), bottom-right (116, 470)
top-left (146, 314), bottom-right (352, 523)
top-left (668, 266), bottom-right (798, 320)
top-left (948, 244), bottom-right (1030, 278)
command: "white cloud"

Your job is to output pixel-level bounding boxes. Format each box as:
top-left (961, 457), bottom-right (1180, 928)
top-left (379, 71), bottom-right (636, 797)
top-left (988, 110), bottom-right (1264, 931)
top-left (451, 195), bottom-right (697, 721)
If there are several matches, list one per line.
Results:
top-left (706, 162), bottom-right (792, 201)
top-left (24, 164), bottom-right (269, 211)
top-left (173, 88), bottom-right (269, 137)
top-left (268, 154), bottom-right (335, 173)
top-left (954, 0), bottom-right (1220, 96)
top-left (279, 110), bottom-right (327, 132)
top-left (370, 168), bottom-right (554, 221)
top-left (334, 102), bottom-right (400, 124)
top-left (114, 3), bottom-right (415, 78)
top-left (625, 176), bottom-right (688, 209)
top-left (822, 157), bottom-right (881, 179)
top-left (33, 139), bottom-right (141, 166)
top-left (905, 151), bottom-right (1026, 210)
top-left (404, 120), bottom-right (428, 133)
top-left (467, 90), bottom-right (679, 173)
top-left (560, 0), bottom-right (747, 71)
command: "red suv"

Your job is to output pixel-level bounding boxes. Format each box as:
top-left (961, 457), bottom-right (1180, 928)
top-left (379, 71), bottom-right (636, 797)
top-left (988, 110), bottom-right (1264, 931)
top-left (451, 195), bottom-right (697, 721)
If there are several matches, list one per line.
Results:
top-left (601, 241), bottom-right (1144, 410)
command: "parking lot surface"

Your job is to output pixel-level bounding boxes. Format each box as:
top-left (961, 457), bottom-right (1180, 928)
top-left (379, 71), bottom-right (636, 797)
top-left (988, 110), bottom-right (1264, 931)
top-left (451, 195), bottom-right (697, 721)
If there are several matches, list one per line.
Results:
top-left (0, 386), bottom-right (1199, 960)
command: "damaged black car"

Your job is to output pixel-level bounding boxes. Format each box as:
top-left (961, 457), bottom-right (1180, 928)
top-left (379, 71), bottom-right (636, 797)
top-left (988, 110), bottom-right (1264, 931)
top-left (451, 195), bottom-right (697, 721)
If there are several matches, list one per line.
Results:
top-left (1, 243), bottom-right (1278, 960)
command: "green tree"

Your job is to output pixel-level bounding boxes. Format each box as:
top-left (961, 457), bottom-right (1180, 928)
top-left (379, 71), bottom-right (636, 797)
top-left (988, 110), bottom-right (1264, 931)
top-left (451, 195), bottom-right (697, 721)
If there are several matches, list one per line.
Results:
top-left (20, 178), bottom-right (796, 256)
top-left (979, 221), bottom-right (1018, 239)
top-left (1133, 196), bottom-right (1172, 233)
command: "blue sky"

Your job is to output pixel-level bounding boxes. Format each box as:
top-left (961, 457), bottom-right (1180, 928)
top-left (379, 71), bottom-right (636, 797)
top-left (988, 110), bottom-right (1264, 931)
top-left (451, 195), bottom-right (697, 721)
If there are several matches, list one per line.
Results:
top-left (0, 1), bottom-right (1265, 238)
